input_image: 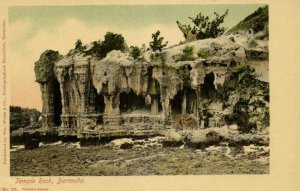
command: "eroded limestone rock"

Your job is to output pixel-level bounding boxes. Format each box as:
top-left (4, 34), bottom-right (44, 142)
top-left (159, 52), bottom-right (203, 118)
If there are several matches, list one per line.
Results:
top-left (31, 32), bottom-right (269, 140)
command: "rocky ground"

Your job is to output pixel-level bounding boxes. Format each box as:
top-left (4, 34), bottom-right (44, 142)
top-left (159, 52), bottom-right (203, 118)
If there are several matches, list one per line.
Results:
top-left (10, 137), bottom-right (269, 176)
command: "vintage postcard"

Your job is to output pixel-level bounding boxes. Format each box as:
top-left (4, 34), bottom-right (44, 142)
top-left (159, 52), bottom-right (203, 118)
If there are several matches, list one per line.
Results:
top-left (0, 0), bottom-right (299, 191)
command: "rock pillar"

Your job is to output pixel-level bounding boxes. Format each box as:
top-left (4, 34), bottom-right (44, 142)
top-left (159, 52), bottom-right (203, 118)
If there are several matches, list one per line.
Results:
top-left (151, 96), bottom-right (159, 115)
top-left (34, 50), bottom-right (62, 130)
top-left (182, 89), bottom-right (187, 115)
top-left (103, 93), bottom-right (121, 125)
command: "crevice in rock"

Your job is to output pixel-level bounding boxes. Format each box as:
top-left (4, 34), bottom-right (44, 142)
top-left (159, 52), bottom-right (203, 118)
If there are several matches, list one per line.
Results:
top-left (120, 89), bottom-right (150, 113)
top-left (200, 72), bottom-right (219, 101)
top-left (53, 78), bottom-right (62, 126)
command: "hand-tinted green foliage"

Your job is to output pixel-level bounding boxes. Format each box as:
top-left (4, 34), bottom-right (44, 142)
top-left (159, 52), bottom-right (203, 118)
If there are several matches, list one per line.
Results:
top-left (227, 6), bottom-right (268, 35)
top-left (178, 65), bottom-right (192, 86)
top-left (150, 52), bottom-right (167, 64)
top-left (84, 41), bottom-right (102, 57)
top-left (223, 65), bottom-right (269, 132)
top-left (130, 46), bottom-right (141, 60)
top-left (74, 39), bottom-right (86, 54)
top-left (99, 32), bottom-right (125, 58)
top-left (149, 30), bottom-right (168, 52)
top-left (177, 10), bottom-right (228, 40)
top-left (197, 49), bottom-right (210, 59)
top-left (176, 22), bottom-right (192, 39)
top-left (83, 32), bottom-right (125, 58)
top-left (173, 46), bottom-right (195, 61)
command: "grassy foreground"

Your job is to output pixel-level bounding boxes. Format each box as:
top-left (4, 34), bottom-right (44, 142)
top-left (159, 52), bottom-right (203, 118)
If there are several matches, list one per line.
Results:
top-left (11, 142), bottom-right (269, 176)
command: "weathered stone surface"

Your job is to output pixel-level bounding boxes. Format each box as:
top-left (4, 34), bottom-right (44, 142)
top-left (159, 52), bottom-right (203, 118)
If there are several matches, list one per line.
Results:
top-left (165, 129), bottom-right (183, 142)
top-left (34, 50), bottom-right (62, 129)
top-left (10, 106), bottom-right (41, 131)
top-left (178, 115), bottom-right (198, 130)
top-left (29, 31), bottom-right (269, 140)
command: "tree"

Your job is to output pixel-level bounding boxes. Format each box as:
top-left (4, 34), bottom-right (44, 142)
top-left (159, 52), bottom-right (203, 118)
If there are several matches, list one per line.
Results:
top-left (75, 39), bottom-right (83, 49)
top-left (149, 30), bottom-right (168, 52)
top-left (222, 65), bottom-right (269, 132)
top-left (83, 32), bottom-right (126, 58)
top-left (99, 32), bottom-right (125, 58)
top-left (130, 46), bottom-right (141, 60)
top-left (177, 9), bottom-right (228, 40)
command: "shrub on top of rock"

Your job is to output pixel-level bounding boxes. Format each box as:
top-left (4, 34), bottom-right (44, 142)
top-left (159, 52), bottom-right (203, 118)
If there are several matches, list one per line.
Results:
top-left (173, 46), bottom-right (195, 62)
top-left (197, 48), bottom-right (210, 59)
top-left (75, 39), bottom-right (84, 51)
top-left (99, 32), bottom-right (126, 58)
top-left (130, 46), bottom-right (142, 60)
top-left (149, 30), bottom-right (168, 52)
top-left (82, 32), bottom-right (126, 58)
top-left (176, 9), bottom-right (228, 40)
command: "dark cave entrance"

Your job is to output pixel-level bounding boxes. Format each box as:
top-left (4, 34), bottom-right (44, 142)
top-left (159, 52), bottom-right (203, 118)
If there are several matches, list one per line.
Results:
top-left (200, 72), bottom-right (218, 101)
top-left (95, 93), bottom-right (104, 124)
top-left (170, 87), bottom-right (197, 115)
top-left (120, 89), bottom-right (150, 113)
top-left (53, 79), bottom-right (62, 126)
top-left (88, 85), bottom-right (105, 124)
top-left (90, 86), bottom-right (105, 113)
top-left (171, 90), bottom-right (183, 115)
top-left (95, 93), bottom-right (105, 113)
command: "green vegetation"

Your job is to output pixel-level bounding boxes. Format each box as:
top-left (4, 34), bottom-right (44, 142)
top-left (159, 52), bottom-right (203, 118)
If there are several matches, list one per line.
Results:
top-left (248, 39), bottom-right (258, 48)
top-left (150, 52), bottom-right (167, 64)
top-left (10, 106), bottom-right (41, 131)
top-left (130, 46), bottom-right (141, 60)
top-left (197, 49), bottom-right (210, 59)
top-left (173, 46), bottom-right (195, 61)
top-left (99, 32), bottom-right (126, 57)
top-left (176, 10), bottom-right (228, 40)
top-left (178, 65), bottom-right (191, 86)
top-left (149, 30), bottom-right (168, 52)
top-left (80, 32), bottom-right (126, 58)
top-left (227, 6), bottom-right (268, 35)
top-left (222, 65), bottom-right (269, 132)
top-left (84, 40), bottom-right (102, 57)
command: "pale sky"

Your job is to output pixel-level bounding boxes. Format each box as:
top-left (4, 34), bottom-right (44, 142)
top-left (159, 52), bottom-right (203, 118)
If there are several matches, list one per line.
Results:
top-left (8, 4), bottom-right (263, 111)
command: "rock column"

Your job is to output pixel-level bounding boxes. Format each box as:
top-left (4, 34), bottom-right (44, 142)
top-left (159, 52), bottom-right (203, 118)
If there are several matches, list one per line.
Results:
top-left (34, 50), bottom-right (61, 130)
top-left (181, 89), bottom-right (187, 115)
top-left (103, 93), bottom-right (121, 125)
top-left (151, 96), bottom-right (159, 115)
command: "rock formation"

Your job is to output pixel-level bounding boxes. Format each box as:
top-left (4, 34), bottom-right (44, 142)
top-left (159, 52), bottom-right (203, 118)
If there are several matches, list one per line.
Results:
top-left (33, 30), bottom-right (269, 140)
top-left (10, 106), bottom-right (41, 131)
top-left (34, 50), bottom-right (62, 130)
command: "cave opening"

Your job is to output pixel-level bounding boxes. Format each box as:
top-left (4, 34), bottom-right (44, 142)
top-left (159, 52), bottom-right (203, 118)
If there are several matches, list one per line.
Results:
top-left (95, 93), bottom-right (105, 113)
top-left (170, 87), bottom-right (196, 115)
top-left (200, 72), bottom-right (218, 101)
top-left (90, 85), bottom-right (105, 113)
top-left (120, 89), bottom-right (150, 113)
top-left (171, 90), bottom-right (183, 114)
top-left (53, 78), bottom-right (62, 126)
